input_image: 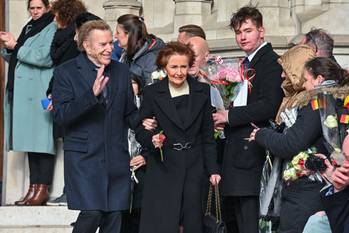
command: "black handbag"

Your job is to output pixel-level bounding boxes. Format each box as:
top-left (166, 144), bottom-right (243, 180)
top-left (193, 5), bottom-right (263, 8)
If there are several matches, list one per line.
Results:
top-left (203, 185), bottom-right (226, 233)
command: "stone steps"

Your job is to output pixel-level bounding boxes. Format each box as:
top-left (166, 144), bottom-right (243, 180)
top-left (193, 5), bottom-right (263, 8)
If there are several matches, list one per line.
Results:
top-left (0, 226), bottom-right (72, 233)
top-left (0, 206), bottom-right (79, 233)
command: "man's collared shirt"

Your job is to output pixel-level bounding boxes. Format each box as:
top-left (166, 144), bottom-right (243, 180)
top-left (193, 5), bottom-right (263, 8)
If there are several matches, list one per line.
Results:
top-left (246, 41), bottom-right (268, 62)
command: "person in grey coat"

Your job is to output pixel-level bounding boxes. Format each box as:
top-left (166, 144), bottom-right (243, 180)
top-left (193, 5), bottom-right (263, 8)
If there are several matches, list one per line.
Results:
top-left (115, 14), bottom-right (165, 86)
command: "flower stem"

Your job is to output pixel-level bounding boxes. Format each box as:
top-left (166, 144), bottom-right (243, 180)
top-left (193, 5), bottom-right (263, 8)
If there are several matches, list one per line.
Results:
top-left (159, 130), bottom-right (164, 162)
top-left (160, 148), bottom-right (164, 162)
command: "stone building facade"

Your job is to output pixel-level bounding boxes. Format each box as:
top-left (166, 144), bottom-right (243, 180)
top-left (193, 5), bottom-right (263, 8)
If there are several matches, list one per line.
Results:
top-left (2, 0), bottom-right (349, 205)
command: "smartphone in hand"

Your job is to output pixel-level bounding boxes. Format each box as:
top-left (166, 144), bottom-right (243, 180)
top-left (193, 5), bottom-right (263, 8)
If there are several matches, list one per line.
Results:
top-left (41, 98), bottom-right (52, 110)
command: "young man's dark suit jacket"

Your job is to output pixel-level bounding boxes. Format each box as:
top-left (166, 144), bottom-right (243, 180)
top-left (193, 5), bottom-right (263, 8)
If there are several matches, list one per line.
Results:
top-left (221, 43), bottom-right (284, 196)
top-left (321, 186), bottom-right (349, 233)
top-left (52, 53), bottom-right (138, 211)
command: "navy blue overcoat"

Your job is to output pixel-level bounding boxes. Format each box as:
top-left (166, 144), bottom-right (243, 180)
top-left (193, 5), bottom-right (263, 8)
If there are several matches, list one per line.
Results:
top-left (52, 53), bottom-right (138, 211)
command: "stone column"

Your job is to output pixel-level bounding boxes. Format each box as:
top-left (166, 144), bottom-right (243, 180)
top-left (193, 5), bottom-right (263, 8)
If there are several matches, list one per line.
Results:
top-left (215, 0), bottom-right (237, 22)
top-left (291, 0), bottom-right (329, 23)
top-left (173, 0), bottom-right (212, 33)
top-left (103, 0), bottom-right (142, 30)
top-left (257, 0), bottom-right (295, 36)
top-left (142, 0), bottom-right (175, 29)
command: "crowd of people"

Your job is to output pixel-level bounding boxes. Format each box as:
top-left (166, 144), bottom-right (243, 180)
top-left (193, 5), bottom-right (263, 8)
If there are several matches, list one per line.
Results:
top-left (1, 1), bottom-right (349, 233)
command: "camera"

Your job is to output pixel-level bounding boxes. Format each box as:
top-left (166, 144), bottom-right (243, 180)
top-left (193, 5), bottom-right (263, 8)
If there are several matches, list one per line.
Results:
top-left (305, 153), bottom-right (327, 173)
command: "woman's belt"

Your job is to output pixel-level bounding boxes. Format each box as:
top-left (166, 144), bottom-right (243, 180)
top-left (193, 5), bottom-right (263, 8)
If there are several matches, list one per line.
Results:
top-left (172, 142), bottom-right (192, 151)
top-left (163, 139), bottom-right (200, 151)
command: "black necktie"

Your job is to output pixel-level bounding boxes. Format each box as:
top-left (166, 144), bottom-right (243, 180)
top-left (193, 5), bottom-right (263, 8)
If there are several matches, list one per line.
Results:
top-left (243, 57), bottom-right (251, 69)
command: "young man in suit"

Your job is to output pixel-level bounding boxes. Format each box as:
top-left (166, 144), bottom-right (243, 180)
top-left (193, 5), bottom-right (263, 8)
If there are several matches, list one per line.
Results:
top-left (52, 20), bottom-right (138, 233)
top-left (213, 6), bottom-right (284, 233)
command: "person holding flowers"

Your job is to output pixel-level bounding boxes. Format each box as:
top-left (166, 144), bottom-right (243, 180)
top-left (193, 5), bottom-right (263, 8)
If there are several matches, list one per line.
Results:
top-left (302, 135), bottom-right (349, 233)
top-left (212, 6), bottom-right (284, 233)
top-left (135, 41), bottom-right (221, 233)
top-left (249, 56), bottom-right (349, 233)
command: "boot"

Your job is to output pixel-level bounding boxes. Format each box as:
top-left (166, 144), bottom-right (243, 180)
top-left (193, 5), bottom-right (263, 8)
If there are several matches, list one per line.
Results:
top-left (25, 184), bottom-right (49, 206)
top-left (14, 184), bottom-right (38, 206)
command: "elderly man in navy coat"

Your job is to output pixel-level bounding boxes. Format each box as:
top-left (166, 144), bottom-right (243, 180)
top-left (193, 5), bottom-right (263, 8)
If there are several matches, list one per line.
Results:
top-left (52, 20), bottom-right (138, 233)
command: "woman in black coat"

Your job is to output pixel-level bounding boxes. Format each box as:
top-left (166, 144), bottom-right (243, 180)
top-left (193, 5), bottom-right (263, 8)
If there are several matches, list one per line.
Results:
top-left (46, 1), bottom-right (89, 98)
top-left (249, 56), bottom-right (349, 233)
top-left (136, 42), bottom-right (221, 233)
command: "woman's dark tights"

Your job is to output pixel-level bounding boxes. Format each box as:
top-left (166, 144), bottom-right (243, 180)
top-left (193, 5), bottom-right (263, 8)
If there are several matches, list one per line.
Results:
top-left (28, 152), bottom-right (54, 185)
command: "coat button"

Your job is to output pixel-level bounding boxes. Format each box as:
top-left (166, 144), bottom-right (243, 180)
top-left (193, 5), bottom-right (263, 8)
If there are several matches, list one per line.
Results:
top-left (243, 145), bottom-right (248, 150)
top-left (28, 98), bottom-right (33, 101)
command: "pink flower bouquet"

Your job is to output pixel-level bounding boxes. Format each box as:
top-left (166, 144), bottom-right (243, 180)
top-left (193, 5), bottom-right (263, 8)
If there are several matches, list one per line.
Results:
top-left (204, 57), bottom-right (244, 108)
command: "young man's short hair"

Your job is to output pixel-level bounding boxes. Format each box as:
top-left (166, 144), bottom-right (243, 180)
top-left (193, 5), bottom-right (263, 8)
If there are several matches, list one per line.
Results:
top-left (229, 6), bottom-right (263, 31)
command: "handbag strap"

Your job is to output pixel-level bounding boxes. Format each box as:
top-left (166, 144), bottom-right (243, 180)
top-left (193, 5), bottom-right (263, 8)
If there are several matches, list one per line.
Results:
top-left (215, 185), bottom-right (222, 222)
top-left (205, 185), bottom-right (222, 223)
top-left (205, 185), bottom-right (213, 215)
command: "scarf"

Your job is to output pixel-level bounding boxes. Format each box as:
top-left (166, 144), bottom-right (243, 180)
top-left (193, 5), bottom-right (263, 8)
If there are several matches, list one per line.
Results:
top-left (7, 11), bottom-right (54, 101)
top-left (275, 45), bottom-right (315, 124)
top-left (50, 23), bottom-right (79, 66)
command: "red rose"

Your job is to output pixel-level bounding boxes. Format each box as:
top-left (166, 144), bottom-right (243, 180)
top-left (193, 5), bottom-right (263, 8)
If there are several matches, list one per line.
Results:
top-left (299, 159), bottom-right (305, 168)
top-left (159, 134), bottom-right (166, 142)
top-left (159, 130), bottom-right (166, 162)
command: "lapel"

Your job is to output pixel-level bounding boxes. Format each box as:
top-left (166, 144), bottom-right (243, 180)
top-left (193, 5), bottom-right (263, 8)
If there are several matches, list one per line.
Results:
top-left (248, 43), bottom-right (273, 91)
top-left (250, 42), bottom-right (272, 68)
top-left (154, 79), bottom-right (185, 130)
top-left (76, 54), bottom-right (119, 110)
top-left (154, 77), bottom-right (207, 131)
top-left (105, 62), bottom-right (119, 110)
top-left (184, 77), bottom-right (207, 129)
top-left (76, 53), bottom-right (98, 88)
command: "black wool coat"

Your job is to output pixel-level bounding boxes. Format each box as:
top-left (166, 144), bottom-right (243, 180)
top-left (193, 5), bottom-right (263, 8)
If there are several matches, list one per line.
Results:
top-left (255, 104), bottom-right (327, 159)
top-left (256, 104), bottom-right (327, 233)
top-left (47, 24), bottom-right (80, 96)
top-left (321, 186), bottom-right (349, 233)
top-left (221, 43), bottom-right (284, 196)
top-left (52, 53), bottom-right (138, 211)
top-left (136, 77), bottom-right (219, 233)
top-left (48, 25), bottom-right (80, 137)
